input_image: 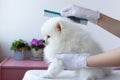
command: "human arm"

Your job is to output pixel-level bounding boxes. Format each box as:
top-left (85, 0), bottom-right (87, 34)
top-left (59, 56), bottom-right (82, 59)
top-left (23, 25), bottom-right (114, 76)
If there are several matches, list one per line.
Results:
top-left (56, 47), bottom-right (120, 70)
top-left (61, 5), bottom-right (120, 37)
top-left (97, 13), bottom-right (120, 37)
top-left (87, 47), bottom-right (120, 67)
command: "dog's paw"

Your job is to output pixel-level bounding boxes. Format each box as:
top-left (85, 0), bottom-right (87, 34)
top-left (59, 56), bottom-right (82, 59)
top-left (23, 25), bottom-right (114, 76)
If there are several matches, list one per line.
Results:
top-left (40, 73), bottom-right (54, 79)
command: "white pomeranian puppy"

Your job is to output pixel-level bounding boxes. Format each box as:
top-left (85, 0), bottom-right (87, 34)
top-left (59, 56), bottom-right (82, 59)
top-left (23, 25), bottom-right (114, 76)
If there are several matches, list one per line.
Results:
top-left (40, 17), bottom-right (111, 80)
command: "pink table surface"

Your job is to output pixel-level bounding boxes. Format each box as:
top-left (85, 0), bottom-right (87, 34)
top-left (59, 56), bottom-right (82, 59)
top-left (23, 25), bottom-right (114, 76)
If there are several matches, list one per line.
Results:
top-left (1, 57), bottom-right (48, 69)
top-left (0, 57), bottom-right (48, 80)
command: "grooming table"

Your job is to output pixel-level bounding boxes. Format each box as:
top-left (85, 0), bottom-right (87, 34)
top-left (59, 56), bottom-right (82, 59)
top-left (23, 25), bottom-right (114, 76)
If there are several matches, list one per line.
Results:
top-left (22, 70), bottom-right (120, 80)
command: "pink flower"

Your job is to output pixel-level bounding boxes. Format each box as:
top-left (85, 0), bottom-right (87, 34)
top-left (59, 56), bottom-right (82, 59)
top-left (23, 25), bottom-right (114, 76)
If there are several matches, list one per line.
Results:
top-left (31, 38), bottom-right (45, 51)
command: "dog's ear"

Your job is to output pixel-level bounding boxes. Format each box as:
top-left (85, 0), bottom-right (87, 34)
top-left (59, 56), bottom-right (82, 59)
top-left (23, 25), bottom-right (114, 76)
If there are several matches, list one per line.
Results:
top-left (56, 22), bottom-right (62, 32)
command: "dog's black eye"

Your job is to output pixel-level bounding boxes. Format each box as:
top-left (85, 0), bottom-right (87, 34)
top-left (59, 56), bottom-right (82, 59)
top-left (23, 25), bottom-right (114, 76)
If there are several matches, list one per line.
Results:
top-left (47, 35), bottom-right (50, 38)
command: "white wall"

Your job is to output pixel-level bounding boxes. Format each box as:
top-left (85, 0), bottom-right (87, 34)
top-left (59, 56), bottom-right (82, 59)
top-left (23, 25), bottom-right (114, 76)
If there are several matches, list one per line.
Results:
top-left (0, 0), bottom-right (120, 57)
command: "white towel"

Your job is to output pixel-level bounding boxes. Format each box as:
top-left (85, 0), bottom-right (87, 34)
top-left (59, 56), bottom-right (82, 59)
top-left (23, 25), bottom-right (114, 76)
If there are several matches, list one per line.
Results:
top-left (23, 70), bottom-right (120, 80)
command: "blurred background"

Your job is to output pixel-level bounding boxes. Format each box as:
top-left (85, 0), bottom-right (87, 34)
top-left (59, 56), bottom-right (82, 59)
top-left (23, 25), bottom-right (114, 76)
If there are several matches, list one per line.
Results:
top-left (0, 0), bottom-right (120, 61)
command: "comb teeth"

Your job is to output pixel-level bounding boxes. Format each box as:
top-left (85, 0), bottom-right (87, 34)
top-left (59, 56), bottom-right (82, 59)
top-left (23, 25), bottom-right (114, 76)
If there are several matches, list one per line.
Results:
top-left (44, 9), bottom-right (61, 17)
top-left (44, 9), bottom-right (88, 25)
top-left (44, 9), bottom-right (61, 16)
top-left (67, 16), bottom-right (88, 25)
top-left (44, 12), bottom-right (60, 17)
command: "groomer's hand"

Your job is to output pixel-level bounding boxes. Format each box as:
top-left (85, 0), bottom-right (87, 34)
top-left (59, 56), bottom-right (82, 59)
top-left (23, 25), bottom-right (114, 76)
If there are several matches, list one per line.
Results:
top-left (56, 53), bottom-right (90, 70)
top-left (60, 5), bottom-right (100, 24)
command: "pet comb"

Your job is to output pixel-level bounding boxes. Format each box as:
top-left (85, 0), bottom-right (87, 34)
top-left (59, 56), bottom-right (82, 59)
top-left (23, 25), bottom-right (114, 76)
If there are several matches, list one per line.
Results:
top-left (44, 9), bottom-right (88, 25)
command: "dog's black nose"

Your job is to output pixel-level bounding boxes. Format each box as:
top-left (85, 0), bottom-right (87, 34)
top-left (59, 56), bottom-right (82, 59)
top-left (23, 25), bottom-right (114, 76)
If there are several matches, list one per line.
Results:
top-left (41, 39), bottom-right (45, 43)
top-left (41, 39), bottom-right (45, 44)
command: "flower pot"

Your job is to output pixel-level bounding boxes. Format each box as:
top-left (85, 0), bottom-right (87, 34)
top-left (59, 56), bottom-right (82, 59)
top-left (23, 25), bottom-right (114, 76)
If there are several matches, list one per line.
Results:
top-left (24, 50), bottom-right (32, 59)
top-left (31, 49), bottom-right (44, 60)
top-left (13, 51), bottom-right (25, 60)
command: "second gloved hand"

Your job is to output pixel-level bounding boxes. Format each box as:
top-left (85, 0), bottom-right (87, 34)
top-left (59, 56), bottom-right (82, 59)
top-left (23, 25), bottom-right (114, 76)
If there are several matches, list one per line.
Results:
top-left (56, 53), bottom-right (90, 70)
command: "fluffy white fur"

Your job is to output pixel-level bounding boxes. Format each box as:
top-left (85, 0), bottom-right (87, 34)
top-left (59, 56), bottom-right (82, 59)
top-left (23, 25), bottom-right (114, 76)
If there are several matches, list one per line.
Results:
top-left (40, 17), bottom-right (111, 80)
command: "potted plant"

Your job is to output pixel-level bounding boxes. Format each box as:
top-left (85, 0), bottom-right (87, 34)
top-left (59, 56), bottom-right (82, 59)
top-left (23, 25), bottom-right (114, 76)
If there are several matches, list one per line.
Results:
top-left (31, 38), bottom-right (45, 60)
top-left (10, 39), bottom-right (31, 60)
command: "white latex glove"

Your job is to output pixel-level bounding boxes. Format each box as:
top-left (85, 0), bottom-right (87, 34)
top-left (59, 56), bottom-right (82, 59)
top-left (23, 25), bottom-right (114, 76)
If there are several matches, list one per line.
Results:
top-left (60, 5), bottom-right (100, 24)
top-left (56, 53), bottom-right (90, 70)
